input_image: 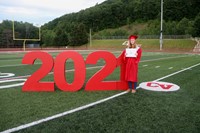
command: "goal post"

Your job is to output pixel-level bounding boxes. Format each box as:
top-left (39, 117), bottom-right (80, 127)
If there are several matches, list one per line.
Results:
top-left (12, 20), bottom-right (41, 51)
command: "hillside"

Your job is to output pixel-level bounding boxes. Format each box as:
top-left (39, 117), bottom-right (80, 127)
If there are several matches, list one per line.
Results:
top-left (73, 39), bottom-right (196, 53)
top-left (40, 0), bottom-right (200, 47)
top-left (42, 0), bottom-right (200, 32)
top-left (0, 0), bottom-right (200, 48)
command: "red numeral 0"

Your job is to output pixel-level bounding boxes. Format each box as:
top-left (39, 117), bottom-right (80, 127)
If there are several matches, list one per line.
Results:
top-left (54, 51), bottom-right (86, 91)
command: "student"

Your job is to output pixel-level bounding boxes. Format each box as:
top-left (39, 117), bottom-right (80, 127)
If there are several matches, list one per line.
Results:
top-left (122, 35), bottom-right (142, 93)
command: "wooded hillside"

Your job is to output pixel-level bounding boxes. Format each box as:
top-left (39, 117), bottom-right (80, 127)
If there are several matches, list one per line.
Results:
top-left (0, 0), bottom-right (199, 47)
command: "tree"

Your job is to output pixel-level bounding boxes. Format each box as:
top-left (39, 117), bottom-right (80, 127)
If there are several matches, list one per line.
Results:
top-left (193, 13), bottom-right (200, 37)
top-left (177, 18), bottom-right (190, 35)
top-left (54, 27), bottom-right (69, 46)
top-left (41, 30), bottom-right (55, 46)
top-left (68, 23), bottom-right (88, 46)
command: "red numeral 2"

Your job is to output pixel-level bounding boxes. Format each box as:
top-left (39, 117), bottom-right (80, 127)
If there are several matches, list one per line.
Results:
top-left (22, 52), bottom-right (54, 91)
top-left (85, 51), bottom-right (117, 91)
top-left (22, 51), bottom-right (127, 92)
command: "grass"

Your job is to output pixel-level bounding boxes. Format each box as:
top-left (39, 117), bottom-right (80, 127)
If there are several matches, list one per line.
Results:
top-left (18, 71), bottom-right (200, 133)
top-left (0, 50), bottom-right (200, 132)
top-left (17, 57), bottom-right (200, 132)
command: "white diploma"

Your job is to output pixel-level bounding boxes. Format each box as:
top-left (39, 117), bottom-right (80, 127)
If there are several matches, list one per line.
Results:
top-left (125, 48), bottom-right (138, 57)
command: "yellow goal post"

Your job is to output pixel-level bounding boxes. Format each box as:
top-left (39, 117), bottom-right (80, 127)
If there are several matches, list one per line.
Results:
top-left (12, 20), bottom-right (41, 51)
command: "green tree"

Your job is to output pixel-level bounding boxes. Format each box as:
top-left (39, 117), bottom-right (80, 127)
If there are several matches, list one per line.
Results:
top-left (186, 21), bottom-right (195, 35)
top-left (193, 13), bottom-right (200, 37)
top-left (69, 23), bottom-right (88, 46)
top-left (177, 18), bottom-right (190, 35)
top-left (41, 30), bottom-right (55, 46)
top-left (54, 27), bottom-right (69, 46)
top-left (113, 28), bottom-right (128, 36)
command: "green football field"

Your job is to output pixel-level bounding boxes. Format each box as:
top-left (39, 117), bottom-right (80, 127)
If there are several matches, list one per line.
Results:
top-left (0, 50), bottom-right (200, 132)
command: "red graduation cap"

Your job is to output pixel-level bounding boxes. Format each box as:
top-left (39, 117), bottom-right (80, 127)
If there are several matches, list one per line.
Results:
top-left (128, 35), bottom-right (138, 40)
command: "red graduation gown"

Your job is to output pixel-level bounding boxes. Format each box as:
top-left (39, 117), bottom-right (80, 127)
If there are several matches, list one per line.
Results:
top-left (122, 47), bottom-right (142, 82)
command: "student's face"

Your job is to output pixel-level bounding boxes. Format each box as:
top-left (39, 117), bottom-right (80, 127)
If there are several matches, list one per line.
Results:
top-left (130, 38), bottom-right (136, 44)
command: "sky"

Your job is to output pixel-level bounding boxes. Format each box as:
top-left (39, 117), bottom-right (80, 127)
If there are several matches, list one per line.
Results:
top-left (0, 0), bottom-right (106, 26)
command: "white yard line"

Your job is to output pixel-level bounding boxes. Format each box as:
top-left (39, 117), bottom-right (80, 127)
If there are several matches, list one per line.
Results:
top-left (0, 51), bottom-right (101, 62)
top-left (0, 50), bottom-right (96, 54)
top-left (0, 54), bottom-right (190, 81)
top-left (0, 63), bottom-right (40, 68)
top-left (168, 67), bottom-right (173, 69)
top-left (143, 65), bottom-right (148, 67)
top-left (154, 63), bottom-right (200, 82)
top-left (140, 55), bottom-right (188, 63)
top-left (1, 62), bottom-right (200, 133)
top-left (0, 54), bottom-right (189, 68)
top-left (0, 66), bottom-right (103, 81)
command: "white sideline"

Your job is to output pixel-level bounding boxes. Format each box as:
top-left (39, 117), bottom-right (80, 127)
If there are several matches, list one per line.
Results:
top-left (154, 63), bottom-right (200, 82)
top-left (0, 66), bottom-right (103, 81)
top-left (0, 55), bottom-right (190, 81)
top-left (0, 54), bottom-right (188, 68)
top-left (1, 62), bottom-right (200, 133)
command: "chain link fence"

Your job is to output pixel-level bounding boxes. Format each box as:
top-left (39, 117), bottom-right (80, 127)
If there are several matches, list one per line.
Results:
top-left (0, 34), bottom-right (193, 48)
top-left (93, 35), bottom-right (192, 40)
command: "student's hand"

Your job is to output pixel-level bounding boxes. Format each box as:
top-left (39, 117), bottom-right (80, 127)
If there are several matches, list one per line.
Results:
top-left (135, 53), bottom-right (138, 57)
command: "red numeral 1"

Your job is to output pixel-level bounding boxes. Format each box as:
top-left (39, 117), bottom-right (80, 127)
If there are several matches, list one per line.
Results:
top-left (116, 51), bottom-right (128, 90)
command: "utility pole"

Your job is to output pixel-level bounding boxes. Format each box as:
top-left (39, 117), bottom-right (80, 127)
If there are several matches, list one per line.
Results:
top-left (160, 0), bottom-right (163, 50)
top-left (89, 28), bottom-right (92, 47)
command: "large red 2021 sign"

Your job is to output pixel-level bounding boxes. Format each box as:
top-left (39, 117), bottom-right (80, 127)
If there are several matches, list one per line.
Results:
top-left (22, 51), bottom-right (128, 92)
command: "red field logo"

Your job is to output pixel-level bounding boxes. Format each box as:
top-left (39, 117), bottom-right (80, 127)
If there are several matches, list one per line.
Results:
top-left (139, 81), bottom-right (180, 92)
